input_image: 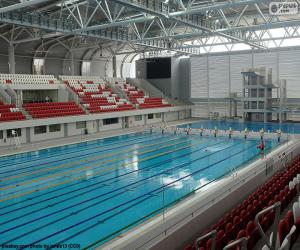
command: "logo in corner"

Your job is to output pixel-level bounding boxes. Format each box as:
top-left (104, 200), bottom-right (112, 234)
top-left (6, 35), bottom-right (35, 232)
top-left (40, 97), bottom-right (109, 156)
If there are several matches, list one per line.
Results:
top-left (269, 2), bottom-right (298, 15)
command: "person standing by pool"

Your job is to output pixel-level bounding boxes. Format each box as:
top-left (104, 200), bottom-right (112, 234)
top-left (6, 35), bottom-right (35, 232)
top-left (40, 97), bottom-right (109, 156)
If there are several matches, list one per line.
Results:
top-left (161, 124), bottom-right (165, 134)
top-left (229, 127), bottom-right (233, 139)
top-left (174, 126), bottom-right (178, 135)
top-left (214, 126), bottom-right (218, 137)
top-left (244, 128), bottom-right (248, 140)
top-left (277, 129), bottom-right (282, 142)
top-left (260, 128), bottom-right (265, 141)
top-left (199, 126), bottom-right (204, 137)
top-left (186, 127), bottom-right (192, 135)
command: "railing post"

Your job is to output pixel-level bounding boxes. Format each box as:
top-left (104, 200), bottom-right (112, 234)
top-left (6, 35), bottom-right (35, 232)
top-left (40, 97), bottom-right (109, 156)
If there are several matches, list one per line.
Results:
top-left (223, 237), bottom-right (248, 250)
top-left (255, 202), bottom-right (281, 250)
top-left (195, 230), bottom-right (217, 250)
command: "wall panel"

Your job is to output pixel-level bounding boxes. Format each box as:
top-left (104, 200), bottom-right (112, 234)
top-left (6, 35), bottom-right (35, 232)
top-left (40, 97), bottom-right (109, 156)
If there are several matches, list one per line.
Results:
top-left (209, 56), bottom-right (229, 98)
top-left (230, 54), bottom-right (252, 94)
top-left (190, 48), bottom-right (300, 101)
top-left (279, 50), bottom-right (300, 98)
top-left (190, 57), bottom-right (208, 98)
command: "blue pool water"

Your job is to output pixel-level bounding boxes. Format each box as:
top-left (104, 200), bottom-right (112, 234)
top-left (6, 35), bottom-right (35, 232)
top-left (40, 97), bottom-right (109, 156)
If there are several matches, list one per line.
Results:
top-left (179, 120), bottom-right (300, 134)
top-left (0, 132), bottom-right (282, 249)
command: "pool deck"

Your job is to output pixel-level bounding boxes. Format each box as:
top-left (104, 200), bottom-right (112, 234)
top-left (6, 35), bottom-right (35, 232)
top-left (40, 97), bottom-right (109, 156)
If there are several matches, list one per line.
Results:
top-left (0, 118), bottom-right (199, 157)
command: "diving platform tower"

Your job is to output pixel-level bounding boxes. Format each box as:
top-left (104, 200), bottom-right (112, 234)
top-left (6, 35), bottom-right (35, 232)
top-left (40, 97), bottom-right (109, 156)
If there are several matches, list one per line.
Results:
top-left (241, 67), bottom-right (288, 123)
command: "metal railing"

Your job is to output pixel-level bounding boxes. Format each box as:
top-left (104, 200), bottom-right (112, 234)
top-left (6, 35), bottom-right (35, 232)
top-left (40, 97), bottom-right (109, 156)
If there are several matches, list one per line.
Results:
top-left (195, 230), bottom-right (217, 250)
top-left (255, 202), bottom-right (281, 250)
top-left (223, 237), bottom-right (248, 250)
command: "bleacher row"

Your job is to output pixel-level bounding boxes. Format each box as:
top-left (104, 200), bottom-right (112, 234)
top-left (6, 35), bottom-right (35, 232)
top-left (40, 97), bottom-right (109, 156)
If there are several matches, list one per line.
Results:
top-left (0, 101), bottom-right (26, 122)
top-left (113, 80), bottom-right (172, 109)
top-left (0, 74), bottom-right (59, 84)
top-left (62, 77), bottom-right (136, 113)
top-left (24, 102), bottom-right (85, 119)
top-left (184, 156), bottom-right (300, 250)
top-left (0, 74), bottom-right (173, 122)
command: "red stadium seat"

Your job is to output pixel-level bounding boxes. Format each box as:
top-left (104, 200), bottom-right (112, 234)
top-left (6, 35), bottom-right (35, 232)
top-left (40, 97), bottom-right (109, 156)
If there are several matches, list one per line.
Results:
top-left (278, 219), bottom-right (289, 246)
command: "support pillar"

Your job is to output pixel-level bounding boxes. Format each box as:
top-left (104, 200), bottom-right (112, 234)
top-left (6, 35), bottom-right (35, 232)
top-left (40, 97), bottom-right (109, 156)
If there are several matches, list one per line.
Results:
top-left (70, 51), bottom-right (75, 76)
top-left (17, 90), bottom-right (23, 106)
top-left (112, 55), bottom-right (117, 77)
top-left (8, 44), bottom-right (15, 74)
top-left (229, 100), bottom-right (232, 118)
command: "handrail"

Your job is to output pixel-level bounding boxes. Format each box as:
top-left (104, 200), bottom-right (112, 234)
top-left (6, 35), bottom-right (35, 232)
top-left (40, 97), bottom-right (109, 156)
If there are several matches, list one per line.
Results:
top-left (223, 237), bottom-right (248, 250)
top-left (195, 230), bottom-right (217, 250)
top-left (255, 202), bottom-right (281, 250)
top-left (0, 85), bottom-right (12, 104)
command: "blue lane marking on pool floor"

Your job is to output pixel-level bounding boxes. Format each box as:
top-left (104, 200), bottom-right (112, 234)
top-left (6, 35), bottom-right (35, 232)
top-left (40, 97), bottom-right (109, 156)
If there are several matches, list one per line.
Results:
top-left (0, 132), bottom-right (282, 249)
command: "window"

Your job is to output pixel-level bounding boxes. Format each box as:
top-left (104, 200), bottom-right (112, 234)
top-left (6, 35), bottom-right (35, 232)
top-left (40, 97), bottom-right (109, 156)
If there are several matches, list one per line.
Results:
top-left (33, 58), bottom-right (45, 75)
top-left (81, 61), bottom-right (91, 76)
top-left (134, 115), bottom-right (142, 121)
top-left (7, 128), bottom-right (21, 138)
top-left (34, 126), bottom-right (47, 134)
top-left (155, 113), bottom-right (161, 118)
top-left (0, 131), bottom-right (3, 139)
top-left (76, 121), bottom-right (86, 129)
top-left (258, 101), bottom-right (264, 109)
top-left (49, 124), bottom-right (61, 132)
top-left (103, 118), bottom-right (119, 125)
top-left (148, 114), bottom-right (154, 119)
top-left (259, 89), bottom-right (265, 97)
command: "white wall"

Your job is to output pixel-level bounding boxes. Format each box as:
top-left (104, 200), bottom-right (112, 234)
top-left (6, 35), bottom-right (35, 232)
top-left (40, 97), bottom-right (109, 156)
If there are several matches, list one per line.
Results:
top-left (87, 120), bottom-right (98, 133)
top-left (190, 47), bottom-right (300, 99)
top-left (165, 111), bottom-right (179, 122)
top-left (179, 110), bottom-right (190, 120)
top-left (100, 119), bottom-right (122, 131)
top-left (127, 115), bottom-right (145, 127)
top-left (190, 57), bottom-right (208, 99)
top-left (68, 122), bottom-right (84, 136)
top-left (145, 113), bottom-right (163, 124)
top-left (30, 125), bottom-right (64, 143)
top-left (58, 88), bottom-right (68, 102)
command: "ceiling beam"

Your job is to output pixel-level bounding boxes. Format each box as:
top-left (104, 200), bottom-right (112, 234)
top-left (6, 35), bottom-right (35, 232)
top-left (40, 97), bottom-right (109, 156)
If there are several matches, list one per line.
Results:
top-left (0, 11), bottom-right (199, 55)
top-left (171, 0), bottom-right (272, 17)
top-left (77, 0), bottom-right (272, 32)
top-left (131, 19), bottom-right (300, 42)
top-left (109, 0), bottom-right (265, 49)
top-left (0, 0), bottom-right (51, 14)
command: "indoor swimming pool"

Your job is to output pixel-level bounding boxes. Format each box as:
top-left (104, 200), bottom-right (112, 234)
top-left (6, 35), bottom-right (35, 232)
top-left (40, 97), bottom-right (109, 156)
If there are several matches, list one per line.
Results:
top-left (179, 120), bottom-right (300, 134)
top-left (0, 132), bottom-right (283, 249)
